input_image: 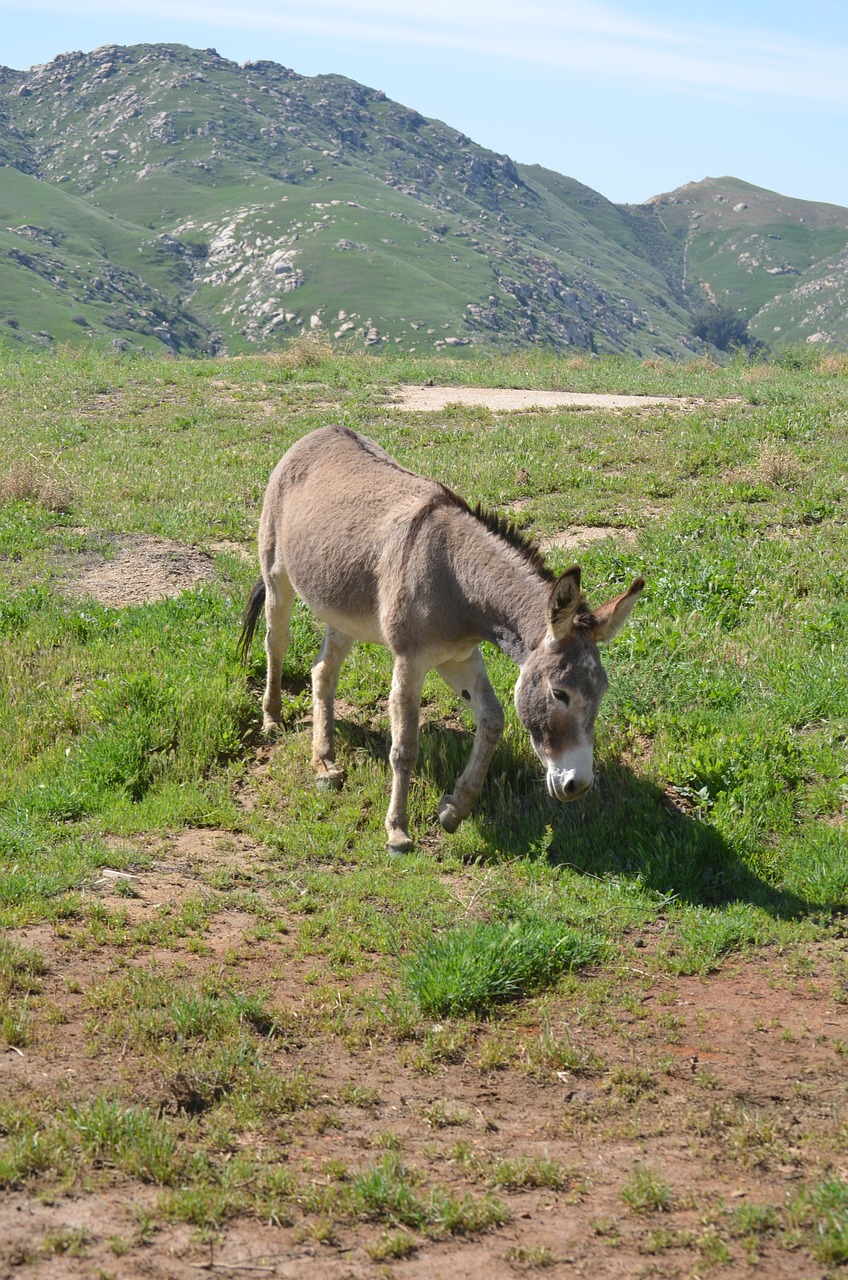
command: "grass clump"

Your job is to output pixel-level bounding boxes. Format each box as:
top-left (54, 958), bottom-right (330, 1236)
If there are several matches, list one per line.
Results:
top-left (322, 1154), bottom-right (507, 1237)
top-left (504, 1243), bottom-right (558, 1267)
top-left (402, 916), bottom-right (601, 1018)
top-left (41, 1226), bottom-right (90, 1257)
top-left (0, 1096), bottom-right (183, 1191)
top-left (489, 1154), bottom-right (570, 1192)
top-left (0, 940), bottom-right (45, 996)
top-left (620, 1164), bottom-right (675, 1214)
top-left (793, 1178), bottom-right (848, 1264)
top-left (367, 1230), bottom-right (419, 1260)
top-left (0, 461), bottom-right (72, 513)
top-left (67, 1096), bottom-right (181, 1185)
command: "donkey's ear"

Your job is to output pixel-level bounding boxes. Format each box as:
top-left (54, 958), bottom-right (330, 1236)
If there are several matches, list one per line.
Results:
top-left (586, 577), bottom-right (645, 642)
top-left (546, 566), bottom-right (583, 645)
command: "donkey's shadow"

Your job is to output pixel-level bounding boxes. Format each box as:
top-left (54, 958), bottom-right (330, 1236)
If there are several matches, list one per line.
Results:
top-left (332, 714), bottom-right (816, 920)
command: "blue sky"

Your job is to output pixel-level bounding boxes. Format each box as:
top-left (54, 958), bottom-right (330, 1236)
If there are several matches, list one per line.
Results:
top-left (2, 0), bottom-right (847, 208)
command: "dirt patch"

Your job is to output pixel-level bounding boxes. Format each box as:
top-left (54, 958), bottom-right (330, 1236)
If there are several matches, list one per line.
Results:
top-left (67, 535), bottom-right (221, 608)
top-left (538, 525), bottom-right (638, 554)
top-left (392, 385), bottom-right (695, 413)
top-left (2, 831), bottom-right (846, 1280)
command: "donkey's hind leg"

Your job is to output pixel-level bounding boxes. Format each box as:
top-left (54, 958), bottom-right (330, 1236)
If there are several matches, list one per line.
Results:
top-left (311, 626), bottom-right (354, 790)
top-left (262, 569), bottom-right (295, 733)
top-left (385, 655), bottom-right (428, 853)
top-left (436, 648), bottom-right (505, 834)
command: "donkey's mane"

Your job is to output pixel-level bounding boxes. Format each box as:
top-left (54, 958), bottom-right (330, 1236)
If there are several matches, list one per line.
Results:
top-left (467, 500), bottom-right (556, 584)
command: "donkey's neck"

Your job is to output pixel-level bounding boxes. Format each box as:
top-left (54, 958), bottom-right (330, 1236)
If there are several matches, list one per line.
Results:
top-left (487, 582), bottom-right (549, 666)
top-left (451, 515), bottom-right (550, 666)
top-left (489, 614), bottom-right (544, 666)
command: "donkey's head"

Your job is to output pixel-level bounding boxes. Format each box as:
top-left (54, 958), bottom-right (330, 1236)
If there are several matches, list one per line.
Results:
top-left (514, 567), bottom-right (644, 802)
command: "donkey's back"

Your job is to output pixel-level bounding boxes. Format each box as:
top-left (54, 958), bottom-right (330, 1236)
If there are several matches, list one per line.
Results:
top-left (262, 423), bottom-right (439, 561)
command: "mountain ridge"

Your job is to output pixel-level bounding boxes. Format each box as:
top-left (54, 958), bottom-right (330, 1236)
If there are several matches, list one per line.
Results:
top-left (1, 43), bottom-right (847, 356)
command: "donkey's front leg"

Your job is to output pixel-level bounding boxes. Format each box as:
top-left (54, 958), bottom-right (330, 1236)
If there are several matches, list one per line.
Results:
top-left (436, 649), bottom-right (504, 833)
top-left (311, 626), bottom-right (354, 791)
top-left (385, 656), bottom-right (427, 852)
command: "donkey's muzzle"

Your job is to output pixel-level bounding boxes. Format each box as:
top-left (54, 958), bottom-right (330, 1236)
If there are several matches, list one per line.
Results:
top-left (547, 769), bottom-right (593, 803)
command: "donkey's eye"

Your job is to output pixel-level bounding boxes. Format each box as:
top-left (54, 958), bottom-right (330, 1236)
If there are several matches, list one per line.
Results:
top-left (552, 688), bottom-right (571, 707)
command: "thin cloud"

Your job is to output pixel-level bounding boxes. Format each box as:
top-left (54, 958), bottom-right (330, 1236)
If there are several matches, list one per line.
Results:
top-left (7, 0), bottom-right (848, 104)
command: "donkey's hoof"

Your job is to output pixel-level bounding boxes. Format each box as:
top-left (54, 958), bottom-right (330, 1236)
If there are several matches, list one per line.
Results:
top-left (262, 720), bottom-right (283, 741)
top-left (438, 795), bottom-right (463, 834)
top-left (386, 829), bottom-right (414, 855)
top-left (315, 768), bottom-right (344, 793)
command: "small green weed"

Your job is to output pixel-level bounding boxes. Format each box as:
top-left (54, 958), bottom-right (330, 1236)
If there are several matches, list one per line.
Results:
top-left (0, 940), bottom-right (45, 995)
top-left (1, 998), bottom-right (32, 1048)
top-left (489, 1154), bottom-right (570, 1192)
top-left (165, 1040), bottom-right (258, 1113)
top-left (791, 1178), bottom-right (848, 1264)
top-left (367, 1230), bottom-right (419, 1260)
top-left (504, 1243), bottom-right (558, 1267)
top-left (620, 1165), bottom-right (675, 1214)
top-left (643, 1226), bottom-right (695, 1253)
top-left (68, 1096), bottom-right (181, 1185)
top-left (402, 917), bottom-right (601, 1018)
top-left (698, 1226), bottom-right (732, 1265)
top-left (41, 1226), bottom-right (89, 1257)
top-left (420, 1099), bottom-right (470, 1129)
top-left (337, 1153), bottom-right (507, 1236)
top-left (609, 1064), bottom-right (656, 1102)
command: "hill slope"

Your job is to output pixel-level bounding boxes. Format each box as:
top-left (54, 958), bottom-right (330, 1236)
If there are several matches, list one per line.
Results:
top-left (640, 176), bottom-right (848, 347)
top-left (1, 46), bottom-right (847, 355)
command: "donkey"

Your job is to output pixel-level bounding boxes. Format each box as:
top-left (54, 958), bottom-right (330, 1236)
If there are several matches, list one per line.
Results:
top-left (239, 424), bottom-right (643, 852)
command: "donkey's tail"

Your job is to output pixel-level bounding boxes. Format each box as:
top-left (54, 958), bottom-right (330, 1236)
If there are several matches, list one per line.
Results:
top-left (238, 577), bottom-right (266, 663)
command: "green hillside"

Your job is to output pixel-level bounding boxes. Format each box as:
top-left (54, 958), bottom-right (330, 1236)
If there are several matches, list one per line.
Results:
top-left (641, 177), bottom-right (848, 345)
top-left (1, 48), bottom-right (847, 355)
top-left (0, 166), bottom-right (215, 350)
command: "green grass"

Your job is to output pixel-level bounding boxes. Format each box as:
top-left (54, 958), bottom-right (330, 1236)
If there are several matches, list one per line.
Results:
top-left (2, 344), bottom-right (846, 921)
top-left (620, 1165), bottom-right (675, 1214)
top-left (0, 341), bottom-right (847, 1267)
top-left (0, 1096), bottom-right (182, 1190)
top-left (402, 917), bottom-right (602, 1017)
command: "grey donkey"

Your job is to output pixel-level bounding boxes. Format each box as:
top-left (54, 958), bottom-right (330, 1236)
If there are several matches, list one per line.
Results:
top-left (239, 424), bottom-right (644, 852)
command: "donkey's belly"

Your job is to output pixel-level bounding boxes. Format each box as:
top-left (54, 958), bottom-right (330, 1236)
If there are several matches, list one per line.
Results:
top-left (309, 599), bottom-right (388, 647)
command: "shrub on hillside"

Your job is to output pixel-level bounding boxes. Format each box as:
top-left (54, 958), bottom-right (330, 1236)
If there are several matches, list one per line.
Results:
top-left (691, 304), bottom-right (751, 352)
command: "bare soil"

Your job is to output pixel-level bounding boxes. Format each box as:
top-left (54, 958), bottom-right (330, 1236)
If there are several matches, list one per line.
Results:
top-left (2, 829), bottom-right (846, 1279)
top-left (393, 386), bottom-right (703, 413)
top-left (66, 534), bottom-right (250, 608)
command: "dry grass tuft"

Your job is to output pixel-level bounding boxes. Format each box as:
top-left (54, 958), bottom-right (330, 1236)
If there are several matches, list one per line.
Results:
top-left (686, 356), bottom-right (720, 373)
top-left (641, 358), bottom-right (672, 372)
top-left (817, 353), bottom-right (848, 376)
top-left (0, 462), bottom-right (72, 512)
top-left (265, 332), bottom-right (334, 369)
top-left (741, 363), bottom-right (779, 383)
top-left (757, 441), bottom-right (804, 489)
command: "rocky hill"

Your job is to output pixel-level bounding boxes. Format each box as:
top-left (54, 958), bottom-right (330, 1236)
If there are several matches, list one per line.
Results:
top-left (1, 44), bottom-right (847, 356)
top-left (643, 176), bottom-right (848, 349)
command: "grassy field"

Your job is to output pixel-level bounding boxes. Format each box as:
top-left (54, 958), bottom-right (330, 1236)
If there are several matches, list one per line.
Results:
top-left (0, 339), bottom-right (846, 1277)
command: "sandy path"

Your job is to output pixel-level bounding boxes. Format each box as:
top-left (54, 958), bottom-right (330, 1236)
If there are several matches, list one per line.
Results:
top-left (394, 385), bottom-right (687, 411)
